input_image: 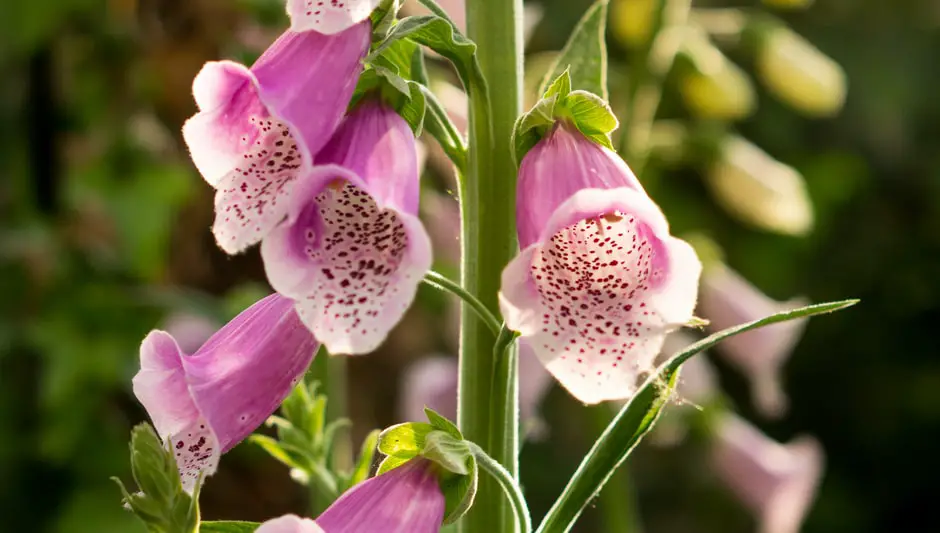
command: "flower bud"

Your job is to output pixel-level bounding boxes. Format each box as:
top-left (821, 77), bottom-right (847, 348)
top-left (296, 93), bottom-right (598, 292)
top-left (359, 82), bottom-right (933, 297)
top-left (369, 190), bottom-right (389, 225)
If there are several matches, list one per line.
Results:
top-left (610, 0), bottom-right (657, 47)
top-left (706, 136), bottom-right (813, 236)
top-left (757, 26), bottom-right (846, 117)
top-left (678, 29), bottom-right (756, 120)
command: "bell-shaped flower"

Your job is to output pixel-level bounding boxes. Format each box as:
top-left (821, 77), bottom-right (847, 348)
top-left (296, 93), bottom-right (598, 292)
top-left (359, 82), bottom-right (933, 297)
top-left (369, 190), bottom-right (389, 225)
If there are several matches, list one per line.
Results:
top-left (706, 135), bottom-right (814, 236)
top-left (255, 459), bottom-right (445, 533)
top-left (132, 293), bottom-right (319, 489)
top-left (182, 24), bottom-right (371, 254)
top-left (261, 101), bottom-right (432, 354)
top-left (499, 123), bottom-right (701, 404)
top-left (287, 0), bottom-right (382, 35)
top-left (698, 262), bottom-right (809, 418)
top-left (712, 413), bottom-right (824, 533)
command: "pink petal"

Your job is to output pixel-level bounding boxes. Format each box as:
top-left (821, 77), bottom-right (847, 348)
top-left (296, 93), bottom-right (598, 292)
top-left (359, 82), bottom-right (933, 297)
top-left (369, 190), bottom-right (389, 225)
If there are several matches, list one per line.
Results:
top-left (257, 515), bottom-right (325, 533)
top-left (712, 414), bottom-right (824, 533)
top-left (317, 459), bottom-right (444, 533)
top-left (499, 187), bottom-right (701, 404)
top-left (287, 0), bottom-right (382, 35)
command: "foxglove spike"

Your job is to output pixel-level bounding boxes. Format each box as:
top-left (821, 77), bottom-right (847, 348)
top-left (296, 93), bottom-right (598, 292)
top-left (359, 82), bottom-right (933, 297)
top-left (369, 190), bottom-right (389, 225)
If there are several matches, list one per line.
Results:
top-left (132, 294), bottom-right (319, 489)
top-left (712, 414), bottom-right (824, 533)
top-left (182, 25), bottom-right (370, 254)
top-left (500, 124), bottom-right (701, 405)
top-left (256, 459), bottom-right (444, 533)
top-left (261, 101), bottom-right (432, 355)
top-left (287, 0), bottom-right (383, 35)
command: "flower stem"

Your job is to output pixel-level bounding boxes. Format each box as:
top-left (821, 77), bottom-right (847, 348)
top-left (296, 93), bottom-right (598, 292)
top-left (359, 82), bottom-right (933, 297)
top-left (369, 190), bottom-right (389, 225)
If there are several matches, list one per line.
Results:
top-left (423, 271), bottom-right (501, 336)
top-left (469, 441), bottom-right (533, 533)
top-left (459, 0), bottom-right (523, 532)
top-left (591, 406), bottom-right (644, 533)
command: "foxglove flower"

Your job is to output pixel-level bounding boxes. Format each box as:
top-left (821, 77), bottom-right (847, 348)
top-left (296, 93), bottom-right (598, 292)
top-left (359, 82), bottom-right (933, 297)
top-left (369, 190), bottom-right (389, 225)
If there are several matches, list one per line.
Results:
top-left (699, 263), bottom-right (809, 418)
top-left (256, 459), bottom-right (445, 533)
top-left (182, 24), bottom-right (370, 254)
top-left (712, 414), bottom-right (824, 533)
top-left (287, 0), bottom-right (382, 35)
top-left (500, 123), bottom-right (701, 404)
top-left (262, 101), bottom-right (432, 354)
top-left (133, 294), bottom-right (319, 489)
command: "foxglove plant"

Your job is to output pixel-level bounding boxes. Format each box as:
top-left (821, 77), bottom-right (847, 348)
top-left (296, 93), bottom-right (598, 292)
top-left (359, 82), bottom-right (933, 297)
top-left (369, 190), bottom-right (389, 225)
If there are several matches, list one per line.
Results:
top-left (261, 100), bottom-right (431, 354)
top-left (116, 2), bottom-right (856, 533)
top-left (133, 293), bottom-right (319, 488)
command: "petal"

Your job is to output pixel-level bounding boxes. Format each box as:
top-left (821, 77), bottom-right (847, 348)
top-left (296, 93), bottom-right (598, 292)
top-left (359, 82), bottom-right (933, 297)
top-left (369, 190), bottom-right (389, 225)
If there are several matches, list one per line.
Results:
top-left (499, 188), bottom-right (701, 404)
top-left (516, 124), bottom-right (643, 248)
top-left (257, 515), bottom-right (325, 533)
top-left (132, 331), bottom-right (221, 490)
top-left (182, 61), bottom-right (269, 187)
top-left (184, 294), bottom-right (319, 452)
top-left (317, 459), bottom-right (444, 533)
top-left (287, 0), bottom-right (382, 35)
top-left (262, 172), bottom-right (432, 355)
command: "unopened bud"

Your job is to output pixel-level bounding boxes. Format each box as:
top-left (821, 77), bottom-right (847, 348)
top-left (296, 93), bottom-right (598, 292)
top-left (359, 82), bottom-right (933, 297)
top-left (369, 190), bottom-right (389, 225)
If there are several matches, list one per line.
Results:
top-left (610, 0), bottom-right (657, 47)
top-left (757, 26), bottom-right (846, 117)
top-left (762, 0), bottom-right (815, 9)
top-left (706, 136), bottom-right (813, 236)
top-left (678, 29), bottom-right (756, 120)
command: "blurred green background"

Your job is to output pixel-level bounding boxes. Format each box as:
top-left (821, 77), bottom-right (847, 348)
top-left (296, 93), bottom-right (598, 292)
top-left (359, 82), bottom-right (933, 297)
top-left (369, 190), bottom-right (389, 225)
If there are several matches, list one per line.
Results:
top-left (1, 0), bottom-right (937, 532)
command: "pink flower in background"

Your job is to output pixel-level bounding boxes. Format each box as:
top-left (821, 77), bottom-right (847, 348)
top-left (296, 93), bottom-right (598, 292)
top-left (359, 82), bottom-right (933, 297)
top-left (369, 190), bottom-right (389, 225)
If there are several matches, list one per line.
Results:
top-left (261, 101), bottom-right (432, 354)
top-left (698, 263), bottom-right (809, 418)
top-left (399, 343), bottom-right (553, 433)
top-left (499, 123), bottom-right (701, 404)
top-left (182, 24), bottom-right (370, 254)
top-left (160, 312), bottom-right (220, 355)
top-left (256, 459), bottom-right (445, 533)
top-left (133, 294), bottom-right (319, 489)
top-left (287, 0), bottom-right (383, 35)
top-left (712, 413), bottom-right (824, 533)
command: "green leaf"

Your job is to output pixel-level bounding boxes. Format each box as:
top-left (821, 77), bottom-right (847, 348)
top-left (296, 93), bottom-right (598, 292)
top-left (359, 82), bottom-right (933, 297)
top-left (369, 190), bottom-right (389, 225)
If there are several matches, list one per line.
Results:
top-left (424, 407), bottom-right (462, 439)
top-left (535, 299), bottom-right (859, 532)
top-left (200, 521), bottom-right (260, 533)
top-left (369, 15), bottom-right (484, 93)
top-left (377, 422), bottom-right (435, 458)
top-left (421, 431), bottom-right (472, 475)
top-left (348, 429), bottom-right (381, 488)
top-left (248, 435), bottom-right (304, 470)
top-left (441, 455), bottom-right (478, 525)
top-left (538, 0), bottom-right (610, 100)
top-left (376, 454), bottom-right (411, 475)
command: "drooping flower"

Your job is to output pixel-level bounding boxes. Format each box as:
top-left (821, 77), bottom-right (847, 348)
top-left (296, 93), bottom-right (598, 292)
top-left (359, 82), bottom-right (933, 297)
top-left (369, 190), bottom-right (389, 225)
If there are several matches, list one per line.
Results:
top-left (711, 413), bottom-right (824, 533)
top-left (698, 262), bottom-right (809, 418)
top-left (261, 101), bottom-right (432, 354)
top-left (255, 459), bottom-right (445, 533)
top-left (287, 0), bottom-right (383, 35)
top-left (499, 123), bottom-right (702, 404)
top-left (182, 24), bottom-right (371, 254)
top-left (132, 293), bottom-right (319, 489)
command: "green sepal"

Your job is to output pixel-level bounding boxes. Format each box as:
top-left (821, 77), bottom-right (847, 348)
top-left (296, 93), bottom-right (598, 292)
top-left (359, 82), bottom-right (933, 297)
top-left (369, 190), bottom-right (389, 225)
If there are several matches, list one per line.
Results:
top-left (351, 39), bottom-right (428, 135)
top-left (538, 0), bottom-right (610, 100)
top-left (440, 454), bottom-right (478, 525)
top-left (424, 407), bottom-right (462, 439)
top-left (512, 69), bottom-right (619, 165)
top-left (200, 521), bottom-right (260, 533)
top-left (345, 429), bottom-right (381, 489)
top-left (113, 423), bottom-right (200, 533)
top-left (370, 0), bottom-right (401, 38)
top-left (422, 431), bottom-right (472, 475)
top-left (377, 421), bottom-right (435, 459)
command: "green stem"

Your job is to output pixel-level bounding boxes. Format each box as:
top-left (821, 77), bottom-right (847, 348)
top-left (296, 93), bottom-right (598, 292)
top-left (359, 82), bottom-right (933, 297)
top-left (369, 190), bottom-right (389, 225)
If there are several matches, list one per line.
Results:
top-left (308, 349), bottom-right (350, 515)
top-left (591, 406), bottom-right (644, 533)
top-left (623, 0), bottom-right (693, 175)
top-left (423, 271), bottom-right (501, 336)
top-left (459, 0), bottom-right (523, 532)
top-left (469, 442), bottom-right (533, 533)
top-left (419, 84), bottom-right (468, 173)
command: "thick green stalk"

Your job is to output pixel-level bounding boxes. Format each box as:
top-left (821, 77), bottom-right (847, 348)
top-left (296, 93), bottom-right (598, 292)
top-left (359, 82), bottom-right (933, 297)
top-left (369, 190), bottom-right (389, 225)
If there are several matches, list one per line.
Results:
top-left (458, 1), bottom-right (523, 532)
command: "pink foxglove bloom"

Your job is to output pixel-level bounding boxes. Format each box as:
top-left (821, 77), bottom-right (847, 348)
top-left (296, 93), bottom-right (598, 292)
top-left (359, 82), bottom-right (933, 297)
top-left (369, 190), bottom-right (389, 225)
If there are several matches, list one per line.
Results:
top-left (499, 123), bottom-right (701, 404)
top-left (133, 294), bottom-right (319, 489)
top-left (182, 24), bottom-right (370, 254)
top-left (255, 459), bottom-right (445, 533)
top-left (712, 414), bottom-right (824, 533)
top-left (261, 101), bottom-right (432, 354)
top-left (699, 263), bottom-right (809, 418)
top-left (287, 0), bottom-right (382, 35)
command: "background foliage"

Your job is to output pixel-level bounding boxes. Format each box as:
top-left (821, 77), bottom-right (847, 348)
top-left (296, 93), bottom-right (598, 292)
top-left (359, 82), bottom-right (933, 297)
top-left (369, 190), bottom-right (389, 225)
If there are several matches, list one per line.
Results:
top-left (1, 0), bottom-right (937, 531)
